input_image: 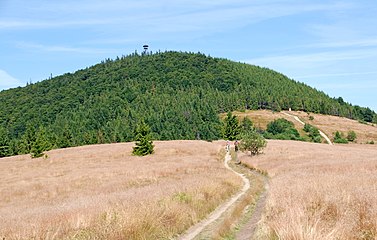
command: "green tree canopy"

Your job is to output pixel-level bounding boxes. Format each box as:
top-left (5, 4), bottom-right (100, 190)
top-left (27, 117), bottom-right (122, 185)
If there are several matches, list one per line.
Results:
top-left (239, 129), bottom-right (267, 155)
top-left (240, 117), bottom-right (254, 133)
top-left (0, 126), bottom-right (9, 157)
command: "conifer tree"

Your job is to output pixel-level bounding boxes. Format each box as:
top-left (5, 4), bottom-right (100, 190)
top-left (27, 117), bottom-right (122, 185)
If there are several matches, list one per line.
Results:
top-left (31, 127), bottom-right (52, 158)
top-left (222, 112), bottom-right (240, 140)
top-left (132, 121), bottom-right (154, 156)
top-left (19, 124), bottom-right (37, 154)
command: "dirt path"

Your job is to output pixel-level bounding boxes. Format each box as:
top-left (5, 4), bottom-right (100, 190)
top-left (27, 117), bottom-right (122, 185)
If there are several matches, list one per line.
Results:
top-left (282, 111), bottom-right (333, 145)
top-left (235, 174), bottom-right (268, 240)
top-left (178, 151), bottom-right (250, 240)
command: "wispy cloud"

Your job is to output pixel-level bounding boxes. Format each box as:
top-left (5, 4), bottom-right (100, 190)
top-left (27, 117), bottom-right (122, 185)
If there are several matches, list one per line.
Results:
top-left (0, 69), bottom-right (23, 90)
top-left (16, 42), bottom-right (116, 54)
top-left (0, 0), bottom-right (350, 34)
top-left (246, 48), bottom-right (377, 70)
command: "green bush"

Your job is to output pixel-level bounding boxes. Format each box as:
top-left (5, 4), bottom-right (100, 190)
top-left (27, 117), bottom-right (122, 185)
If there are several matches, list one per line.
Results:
top-left (303, 123), bottom-right (322, 143)
top-left (333, 131), bottom-right (348, 144)
top-left (265, 118), bottom-right (302, 141)
top-left (346, 130), bottom-right (357, 142)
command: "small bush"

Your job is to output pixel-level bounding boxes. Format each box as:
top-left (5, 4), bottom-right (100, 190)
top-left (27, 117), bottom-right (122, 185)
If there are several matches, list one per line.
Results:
top-left (264, 118), bottom-right (302, 141)
top-left (309, 116), bottom-right (314, 120)
top-left (346, 131), bottom-right (357, 142)
top-left (303, 124), bottom-right (321, 143)
top-left (333, 131), bottom-right (348, 144)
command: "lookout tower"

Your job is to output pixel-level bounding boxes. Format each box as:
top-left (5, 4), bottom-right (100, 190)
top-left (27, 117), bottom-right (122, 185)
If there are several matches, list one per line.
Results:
top-left (143, 44), bottom-right (149, 54)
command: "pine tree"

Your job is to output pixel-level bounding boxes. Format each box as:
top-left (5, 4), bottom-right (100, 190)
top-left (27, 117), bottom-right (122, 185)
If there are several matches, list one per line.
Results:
top-left (132, 121), bottom-right (154, 156)
top-left (31, 127), bottom-right (52, 158)
top-left (19, 124), bottom-right (37, 154)
top-left (222, 112), bottom-right (240, 140)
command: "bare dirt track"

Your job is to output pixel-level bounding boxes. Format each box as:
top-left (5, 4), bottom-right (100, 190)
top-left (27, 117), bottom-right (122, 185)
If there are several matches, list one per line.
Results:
top-left (282, 111), bottom-right (333, 145)
top-left (178, 151), bottom-right (250, 240)
top-left (0, 141), bottom-right (243, 239)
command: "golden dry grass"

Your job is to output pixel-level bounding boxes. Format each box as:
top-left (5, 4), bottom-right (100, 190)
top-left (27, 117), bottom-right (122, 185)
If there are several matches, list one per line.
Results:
top-left (293, 111), bottom-right (377, 144)
top-left (228, 110), bottom-right (309, 136)
top-left (240, 140), bottom-right (377, 239)
top-left (0, 140), bottom-right (242, 239)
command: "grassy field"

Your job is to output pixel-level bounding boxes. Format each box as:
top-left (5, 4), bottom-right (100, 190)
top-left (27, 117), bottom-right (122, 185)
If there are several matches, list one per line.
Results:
top-left (240, 140), bottom-right (377, 239)
top-left (0, 140), bottom-right (242, 239)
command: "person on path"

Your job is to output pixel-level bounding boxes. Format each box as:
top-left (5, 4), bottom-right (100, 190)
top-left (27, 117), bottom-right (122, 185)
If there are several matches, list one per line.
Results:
top-left (234, 140), bottom-right (239, 152)
top-left (226, 140), bottom-right (230, 152)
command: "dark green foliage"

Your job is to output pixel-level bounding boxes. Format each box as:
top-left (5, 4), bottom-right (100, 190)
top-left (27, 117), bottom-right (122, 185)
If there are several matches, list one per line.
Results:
top-left (333, 131), bottom-right (348, 144)
top-left (303, 123), bottom-right (322, 143)
top-left (240, 117), bottom-right (254, 133)
top-left (0, 51), bottom-right (376, 157)
top-left (239, 129), bottom-right (267, 155)
top-left (346, 130), bottom-right (357, 142)
top-left (265, 118), bottom-right (302, 140)
top-left (132, 121), bottom-right (154, 156)
top-left (19, 124), bottom-right (37, 154)
top-left (222, 112), bottom-right (241, 140)
top-left (31, 127), bottom-right (52, 158)
top-left (0, 126), bottom-right (9, 157)
top-left (309, 115), bottom-right (314, 121)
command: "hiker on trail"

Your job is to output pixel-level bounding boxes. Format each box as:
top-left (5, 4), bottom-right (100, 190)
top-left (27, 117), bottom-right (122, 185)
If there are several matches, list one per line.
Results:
top-left (226, 140), bottom-right (230, 152)
top-left (234, 140), bottom-right (239, 152)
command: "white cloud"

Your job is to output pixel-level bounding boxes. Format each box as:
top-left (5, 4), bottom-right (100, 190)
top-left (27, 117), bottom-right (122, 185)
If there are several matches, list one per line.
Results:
top-left (15, 42), bottom-right (116, 54)
top-left (245, 48), bottom-right (377, 71)
top-left (0, 70), bottom-right (23, 90)
top-left (0, 0), bottom-right (350, 34)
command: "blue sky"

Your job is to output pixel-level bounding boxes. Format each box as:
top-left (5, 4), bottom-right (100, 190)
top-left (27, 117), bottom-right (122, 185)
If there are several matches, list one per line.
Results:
top-left (1, 0), bottom-right (377, 111)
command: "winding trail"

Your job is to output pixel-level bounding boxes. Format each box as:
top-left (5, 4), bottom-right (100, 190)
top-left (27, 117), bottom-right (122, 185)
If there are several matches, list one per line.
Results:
top-left (178, 151), bottom-right (250, 240)
top-left (282, 111), bottom-right (333, 145)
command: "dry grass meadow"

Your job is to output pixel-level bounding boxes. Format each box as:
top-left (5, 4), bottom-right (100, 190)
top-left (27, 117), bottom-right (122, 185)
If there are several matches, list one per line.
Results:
top-left (232, 110), bottom-right (377, 143)
top-left (240, 140), bottom-right (377, 239)
top-left (294, 111), bottom-right (377, 144)
top-left (0, 140), bottom-right (242, 239)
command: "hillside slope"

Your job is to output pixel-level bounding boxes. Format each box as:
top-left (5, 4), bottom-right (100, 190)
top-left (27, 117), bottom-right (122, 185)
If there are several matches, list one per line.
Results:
top-left (235, 110), bottom-right (377, 144)
top-left (0, 51), bottom-right (376, 156)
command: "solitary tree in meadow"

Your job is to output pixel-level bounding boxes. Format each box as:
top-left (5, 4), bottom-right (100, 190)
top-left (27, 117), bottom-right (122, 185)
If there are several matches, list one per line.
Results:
top-left (222, 112), bottom-right (240, 140)
top-left (133, 120), bottom-right (154, 156)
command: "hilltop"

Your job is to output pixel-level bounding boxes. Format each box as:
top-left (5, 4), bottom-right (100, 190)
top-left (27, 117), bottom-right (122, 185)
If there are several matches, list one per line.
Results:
top-left (0, 51), bottom-right (376, 157)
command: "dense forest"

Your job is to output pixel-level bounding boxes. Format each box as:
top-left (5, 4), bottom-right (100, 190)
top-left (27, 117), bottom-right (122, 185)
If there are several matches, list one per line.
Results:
top-left (1, 51), bottom-right (376, 157)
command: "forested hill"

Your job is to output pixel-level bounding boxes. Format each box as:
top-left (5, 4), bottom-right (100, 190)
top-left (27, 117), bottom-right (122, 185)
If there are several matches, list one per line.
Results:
top-left (0, 51), bottom-right (376, 157)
